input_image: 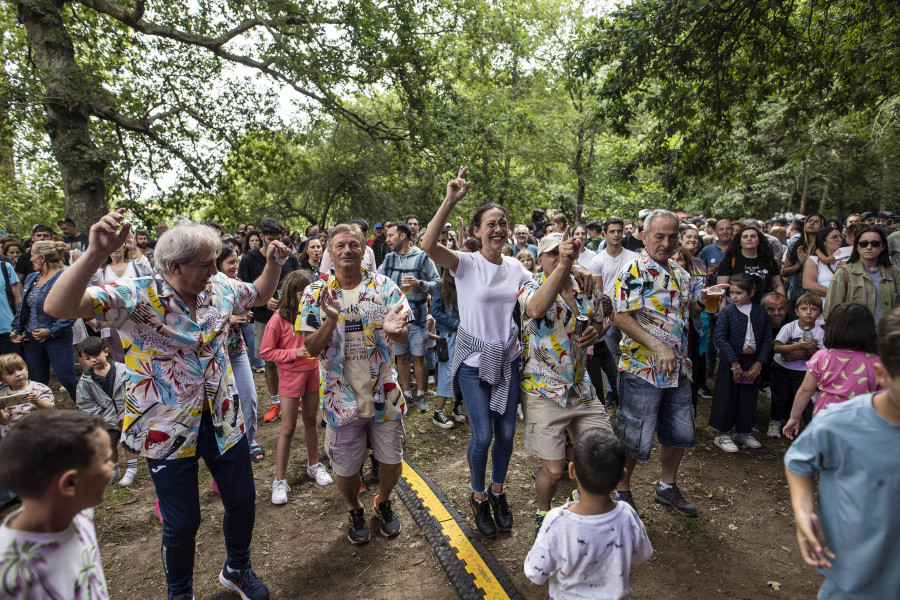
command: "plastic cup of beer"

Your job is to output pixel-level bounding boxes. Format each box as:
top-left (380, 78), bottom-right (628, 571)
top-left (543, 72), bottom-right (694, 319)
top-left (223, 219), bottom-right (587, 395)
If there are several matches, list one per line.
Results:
top-left (705, 289), bottom-right (724, 313)
top-left (402, 276), bottom-right (413, 293)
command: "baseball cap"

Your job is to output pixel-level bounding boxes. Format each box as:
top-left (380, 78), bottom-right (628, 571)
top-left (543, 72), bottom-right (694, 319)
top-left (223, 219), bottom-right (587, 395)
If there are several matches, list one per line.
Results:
top-left (638, 209), bottom-right (651, 219)
top-left (374, 223), bottom-right (383, 229)
top-left (57, 217), bottom-right (74, 226)
top-left (537, 232), bottom-right (565, 256)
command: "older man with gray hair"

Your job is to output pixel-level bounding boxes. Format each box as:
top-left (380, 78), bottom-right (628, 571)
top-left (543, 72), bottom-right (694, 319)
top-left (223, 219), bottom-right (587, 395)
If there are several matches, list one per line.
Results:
top-left (612, 209), bottom-right (720, 519)
top-left (45, 208), bottom-right (287, 600)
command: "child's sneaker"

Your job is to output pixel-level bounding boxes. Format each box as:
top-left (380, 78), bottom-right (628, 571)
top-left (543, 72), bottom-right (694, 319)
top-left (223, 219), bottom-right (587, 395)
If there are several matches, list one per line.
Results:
top-left (119, 467), bottom-right (137, 487)
top-left (219, 563), bottom-right (270, 600)
top-left (734, 433), bottom-right (762, 449)
top-left (307, 463), bottom-right (334, 486)
top-left (271, 479), bottom-right (290, 505)
top-left (714, 434), bottom-right (739, 453)
top-left (263, 404), bottom-right (281, 422)
top-left (614, 490), bottom-right (637, 512)
top-left (534, 510), bottom-right (548, 536)
top-left (767, 420), bottom-right (782, 438)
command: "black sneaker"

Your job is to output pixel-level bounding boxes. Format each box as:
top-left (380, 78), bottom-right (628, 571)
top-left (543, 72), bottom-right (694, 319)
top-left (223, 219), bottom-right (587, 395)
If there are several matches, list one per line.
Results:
top-left (432, 409), bottom-right (455, 429)
top-left (451, 403), bottom-right (467, 422)
top-left (615, 490), bottom-right (637, 512)
top-left (603, 393), bottom-right (618, 408)
top-left (698, 384), bottom-right (713, 399)
top-left (218, 563), bottom-right (270, 600)
top-left (347, 507), bottom-right (370, 544)
top-left (470, 493), bottom-right (497, 537)
top-left (654, 483), bottom-right (698, 518)
top-left (373, 496), bottom-right (401, 537)
top-left (488, 490), bottom-right (513, 531)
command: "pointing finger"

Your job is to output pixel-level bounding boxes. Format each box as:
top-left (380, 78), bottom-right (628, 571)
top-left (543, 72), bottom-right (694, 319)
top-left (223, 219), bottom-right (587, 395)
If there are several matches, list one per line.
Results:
top-left (457, 166), bottom-right (469, 179)
top-left (562, 226), bottom-right (569, 241)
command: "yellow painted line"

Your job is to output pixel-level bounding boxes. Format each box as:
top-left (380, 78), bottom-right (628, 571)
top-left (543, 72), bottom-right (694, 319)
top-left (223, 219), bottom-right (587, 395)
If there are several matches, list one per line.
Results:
top-left (402, 460), bottom-right (510, 600)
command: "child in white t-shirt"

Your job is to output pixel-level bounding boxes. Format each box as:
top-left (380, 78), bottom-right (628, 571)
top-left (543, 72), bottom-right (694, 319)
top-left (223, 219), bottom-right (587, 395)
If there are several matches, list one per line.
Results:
top-left (525, 428), bottom-right (652, 599)
top-left (0, 410), bottom-right (113, 599)
top-left (0, 353), bottom-right (54, 434)
top-left (769, 294), bottom-right (824, 437)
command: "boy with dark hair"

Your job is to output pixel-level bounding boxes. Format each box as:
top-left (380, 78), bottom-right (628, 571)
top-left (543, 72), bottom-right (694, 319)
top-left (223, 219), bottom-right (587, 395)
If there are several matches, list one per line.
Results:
top-left (784, 305), bottom-right (900, 599)
top-left (525, 428), bottom-right (652, 598)
top-left (769, 293), bottom-right (823, 438)
top-left (76, 337), bottom-right (139, 486)
top-left (0, 410), bottom-right (112, 598)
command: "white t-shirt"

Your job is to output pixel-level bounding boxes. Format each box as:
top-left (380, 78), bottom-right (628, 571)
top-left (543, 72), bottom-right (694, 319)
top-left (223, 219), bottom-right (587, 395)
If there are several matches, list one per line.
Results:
top-left (588, 247), bottom-right (637, 297)
top-left (774, 321), bottom-right (825, 370)
top-left (737, 303), bottom-right (756, 351)
top-left (525, 501), bottom-right (653, 600)
top-left (577, 247), bottom-right (596, 268)
top-left (451, 251), bottom-right (533, 367)
top-left (341, 283), bottom-right (375, 417)
top-left (808, 256), bottom-right (837, 289)
top-left (0, 508), bottom-right (109, 599)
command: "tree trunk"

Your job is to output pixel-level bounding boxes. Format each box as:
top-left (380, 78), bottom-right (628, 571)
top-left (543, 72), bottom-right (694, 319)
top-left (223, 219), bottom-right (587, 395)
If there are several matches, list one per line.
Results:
top-left (819, 183), bottom-right (829, 214)
top-left (799, 171), bottom-right (809, 215)
top-left (17, 0), bottom-right (109, 228)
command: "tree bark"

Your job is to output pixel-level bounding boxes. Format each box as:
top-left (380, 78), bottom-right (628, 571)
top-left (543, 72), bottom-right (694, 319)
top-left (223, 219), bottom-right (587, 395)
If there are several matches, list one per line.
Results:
top-left (17, 0), bottom-right (109, 228)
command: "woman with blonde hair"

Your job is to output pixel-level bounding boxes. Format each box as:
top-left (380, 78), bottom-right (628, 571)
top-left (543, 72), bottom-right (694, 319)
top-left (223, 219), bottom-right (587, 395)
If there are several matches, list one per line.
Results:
top-left (10, 240), bottom-right (78, 399)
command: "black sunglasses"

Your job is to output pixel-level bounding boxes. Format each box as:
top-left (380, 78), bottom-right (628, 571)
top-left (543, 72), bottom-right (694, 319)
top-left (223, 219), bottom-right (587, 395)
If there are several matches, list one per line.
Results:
top-left (858, 240), bottom-right (883, 249)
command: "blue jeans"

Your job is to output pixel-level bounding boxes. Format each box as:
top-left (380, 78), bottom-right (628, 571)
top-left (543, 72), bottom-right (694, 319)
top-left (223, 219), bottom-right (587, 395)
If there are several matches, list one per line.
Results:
top-left (147, 412), bottom-right (256, 598)
top-left (230, 351), bottom-right (261, 454)
top-left (242, 322), bottom-right (264, 369)
top-left (23, 329), bottom-right (78, 400)
top-left (615, 371), bottom-right (695, 461)
top-left (457, 360), bottom-right (520, 494)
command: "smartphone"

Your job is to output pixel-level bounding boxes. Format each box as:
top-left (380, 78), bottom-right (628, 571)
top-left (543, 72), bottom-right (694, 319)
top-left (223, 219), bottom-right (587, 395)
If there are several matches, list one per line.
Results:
top-left (0, 393), bottom-right (32, 409)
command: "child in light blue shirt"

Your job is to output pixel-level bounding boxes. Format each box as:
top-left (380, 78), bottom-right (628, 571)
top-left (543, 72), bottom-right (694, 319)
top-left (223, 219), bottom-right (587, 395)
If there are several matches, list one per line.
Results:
top-left (784, 306), bottom-right (900, 599)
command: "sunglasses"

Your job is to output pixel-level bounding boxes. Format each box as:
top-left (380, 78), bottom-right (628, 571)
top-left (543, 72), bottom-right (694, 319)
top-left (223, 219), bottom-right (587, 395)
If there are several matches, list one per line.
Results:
top-left (858, 240), bottom-right (883, 249)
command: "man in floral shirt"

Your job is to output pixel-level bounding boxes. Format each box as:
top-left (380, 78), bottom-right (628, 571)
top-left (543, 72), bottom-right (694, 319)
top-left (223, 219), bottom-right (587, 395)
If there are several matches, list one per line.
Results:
top-left (613, 209), bottom-right (714, 519)
top-left (45, 209), bottom-right (287, 600)
top-left (517, 232), bottom-right (613, 533)
top-left (300, 223), bottom-right (410, 545)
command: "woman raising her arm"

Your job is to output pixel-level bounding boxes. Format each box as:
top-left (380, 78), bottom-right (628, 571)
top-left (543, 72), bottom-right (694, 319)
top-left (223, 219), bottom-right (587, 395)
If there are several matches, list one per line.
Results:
top-left (420, 168), bottom-right (533, 538)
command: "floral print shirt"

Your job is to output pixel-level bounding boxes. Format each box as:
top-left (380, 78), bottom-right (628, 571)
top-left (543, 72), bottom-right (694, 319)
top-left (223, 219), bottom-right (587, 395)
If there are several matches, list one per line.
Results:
top-left (615, 250), bottom-right (692, 388)
top-left (517, 273), bottom-right (605, 406)
top-left (0, 508), bottom-right (108, 599)
top-left (297, 268), bottom-right (409, 426)
top-left (87, 273), bottom-right (257, 459)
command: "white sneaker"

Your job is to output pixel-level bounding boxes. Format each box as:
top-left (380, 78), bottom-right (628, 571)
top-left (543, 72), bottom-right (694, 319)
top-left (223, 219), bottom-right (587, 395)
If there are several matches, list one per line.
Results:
top-left (272, 479), bottom-right (290, 505)
top-left (119, 468), bottom-right (137, 487)
top-left (307, 463), bottom-right (334, 487)
top-left (714, 434), bottom-right (739, 453)
top-left (517, 405), bottom-right (524, 421)
top-left (766, 420), bottom-right (782, 438)
top-left (734, 433), bottom-right (762, 449)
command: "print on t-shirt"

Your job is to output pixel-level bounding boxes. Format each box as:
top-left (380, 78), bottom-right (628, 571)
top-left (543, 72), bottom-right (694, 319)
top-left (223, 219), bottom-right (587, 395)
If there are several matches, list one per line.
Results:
top-left (344, 303), bottom-right (366, 363)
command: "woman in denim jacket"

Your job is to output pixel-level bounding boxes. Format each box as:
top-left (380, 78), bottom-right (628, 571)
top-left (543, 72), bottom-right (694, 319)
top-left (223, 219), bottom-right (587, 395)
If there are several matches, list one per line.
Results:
top-left (10, 241), bottom-right (77, 400)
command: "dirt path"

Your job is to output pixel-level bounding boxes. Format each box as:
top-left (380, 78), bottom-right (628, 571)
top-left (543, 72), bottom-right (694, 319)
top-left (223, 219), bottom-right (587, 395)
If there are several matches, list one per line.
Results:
top-left (22, 374), bottom-right (821, 598)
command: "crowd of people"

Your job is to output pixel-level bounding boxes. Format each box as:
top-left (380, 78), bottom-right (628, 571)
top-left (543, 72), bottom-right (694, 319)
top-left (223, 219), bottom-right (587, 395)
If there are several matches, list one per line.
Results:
top-left (0, 191), bottom-right (898, 599)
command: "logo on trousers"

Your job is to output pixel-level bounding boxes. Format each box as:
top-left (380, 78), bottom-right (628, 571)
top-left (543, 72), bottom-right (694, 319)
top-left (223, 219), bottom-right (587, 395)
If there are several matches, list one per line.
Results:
top-left (151, 465), bottom-right (167, 473)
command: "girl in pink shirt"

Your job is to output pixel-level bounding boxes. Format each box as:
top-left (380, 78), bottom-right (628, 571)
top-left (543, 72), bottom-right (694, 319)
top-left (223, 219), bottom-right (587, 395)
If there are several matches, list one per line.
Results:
top-left (783, 304), bottom-right (884, 439)
top-left (260, 270), bottom-right (332, 505)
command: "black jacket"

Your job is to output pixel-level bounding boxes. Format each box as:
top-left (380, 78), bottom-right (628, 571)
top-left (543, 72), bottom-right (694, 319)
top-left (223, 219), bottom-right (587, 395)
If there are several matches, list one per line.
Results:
top-left (237, 249), bottom-right (300, 324)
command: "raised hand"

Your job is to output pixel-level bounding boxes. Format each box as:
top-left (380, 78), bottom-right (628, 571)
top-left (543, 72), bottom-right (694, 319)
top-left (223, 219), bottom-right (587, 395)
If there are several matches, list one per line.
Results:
top-left (383, 303), bottom-right (408, 336)
top-left (89, 209), bottom-right (131, 257)
top-left (266, 240), bottom-right (290, 266)
top-left (320, 288), bottom-right (341, 322)
top-left (558, 229), bottom-right (578, 266)
top-left (445, 167), bottom-right (471, 207)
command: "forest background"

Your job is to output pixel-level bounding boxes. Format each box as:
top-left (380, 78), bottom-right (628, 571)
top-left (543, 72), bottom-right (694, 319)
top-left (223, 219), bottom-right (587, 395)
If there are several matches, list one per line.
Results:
top-left (1, 0), bottom-right (897, 236)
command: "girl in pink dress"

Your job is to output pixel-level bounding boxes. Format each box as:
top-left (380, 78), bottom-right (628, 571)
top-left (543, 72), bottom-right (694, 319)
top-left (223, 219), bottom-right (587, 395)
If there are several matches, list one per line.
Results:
top-left (783, 303), bottom-right (884, 439)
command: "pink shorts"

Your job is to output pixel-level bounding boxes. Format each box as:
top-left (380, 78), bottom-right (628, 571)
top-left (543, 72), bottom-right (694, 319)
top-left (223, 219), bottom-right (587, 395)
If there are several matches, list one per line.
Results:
top-left (278, 368), bottom-right (320, 399)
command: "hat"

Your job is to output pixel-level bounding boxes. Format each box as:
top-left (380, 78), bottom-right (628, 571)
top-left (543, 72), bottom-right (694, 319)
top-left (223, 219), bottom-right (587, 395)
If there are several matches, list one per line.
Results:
top-left (860, 211), bottom-right (874, 220)
top-left (691, 216), bottom-right (705, 225)
top-left (444, 222), bottom-right (452, 229)
top-left (57, 217), bottom-right (74, 226)
top-left (374, 223), bottom-right (383, 229)
top-left (537, 232), bottom-right (565, 256)
top-left (638, 209), bottom-right (652, 219)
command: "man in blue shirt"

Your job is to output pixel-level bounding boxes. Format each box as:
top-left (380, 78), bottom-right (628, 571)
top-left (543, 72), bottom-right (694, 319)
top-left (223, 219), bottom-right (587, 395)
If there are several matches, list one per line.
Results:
top-left (0, 258), bottom-right (22, 355)
top-left (698, 218), bottom-right (732, 286)
top-left (510, 225), bottom-right (538, 260)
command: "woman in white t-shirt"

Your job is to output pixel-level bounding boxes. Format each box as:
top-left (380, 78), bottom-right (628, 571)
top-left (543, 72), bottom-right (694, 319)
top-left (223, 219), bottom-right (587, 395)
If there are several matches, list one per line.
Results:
top-left (802, 226), bottom-right (844, 297)
top-left (420, 168), bottom-right (534, 538)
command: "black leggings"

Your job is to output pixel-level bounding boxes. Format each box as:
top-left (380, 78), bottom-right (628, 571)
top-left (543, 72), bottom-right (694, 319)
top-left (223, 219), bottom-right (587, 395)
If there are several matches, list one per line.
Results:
top-left (586, 340), bottom-right (618, 401)
top-left (709, 354), bottom-right (762, 434)
top-left (770, 364), bottom-right (810, 423)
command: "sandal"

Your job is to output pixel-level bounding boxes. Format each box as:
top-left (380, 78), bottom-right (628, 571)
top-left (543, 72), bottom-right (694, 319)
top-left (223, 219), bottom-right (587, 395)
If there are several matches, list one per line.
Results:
top-left (250, 449), bottom-right (266, 462)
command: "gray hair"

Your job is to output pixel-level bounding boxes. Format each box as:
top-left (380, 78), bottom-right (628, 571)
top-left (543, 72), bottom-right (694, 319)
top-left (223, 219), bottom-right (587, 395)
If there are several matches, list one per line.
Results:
top-left (154, 222), bottom-right (223, 275)
top-left (643, 209), bottom-right (679, 233)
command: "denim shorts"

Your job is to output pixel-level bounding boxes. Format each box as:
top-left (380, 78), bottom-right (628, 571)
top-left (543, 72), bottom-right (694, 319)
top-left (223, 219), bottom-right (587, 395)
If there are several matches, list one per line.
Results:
top-left (394, 322), bottom-right (427, 357)
top-left (615, 370), bottom-right (695, 461)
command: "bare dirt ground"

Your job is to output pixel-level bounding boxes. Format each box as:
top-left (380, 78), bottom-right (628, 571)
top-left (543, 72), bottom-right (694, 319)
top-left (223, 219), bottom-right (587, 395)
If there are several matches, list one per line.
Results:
top-left (14, 373), bottom-right (822, 599)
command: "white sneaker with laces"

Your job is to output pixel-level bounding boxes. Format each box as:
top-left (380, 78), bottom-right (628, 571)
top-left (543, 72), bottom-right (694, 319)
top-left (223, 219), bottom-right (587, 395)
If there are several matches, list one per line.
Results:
top-left (272, 479), bottom-right (290, 505)
top-left (307, 463), bottom-right (334, 486)
top-left (734, 433), bottom-right (762, 449)
top-left (714, 434), bottom-right (739, 453)
top-left (119, 468), bottom-right (138, 487)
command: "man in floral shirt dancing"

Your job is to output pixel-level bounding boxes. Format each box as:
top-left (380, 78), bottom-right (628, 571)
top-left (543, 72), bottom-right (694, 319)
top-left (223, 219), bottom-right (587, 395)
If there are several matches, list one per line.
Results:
top-left (45, 209), bottom-right (288, 600)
